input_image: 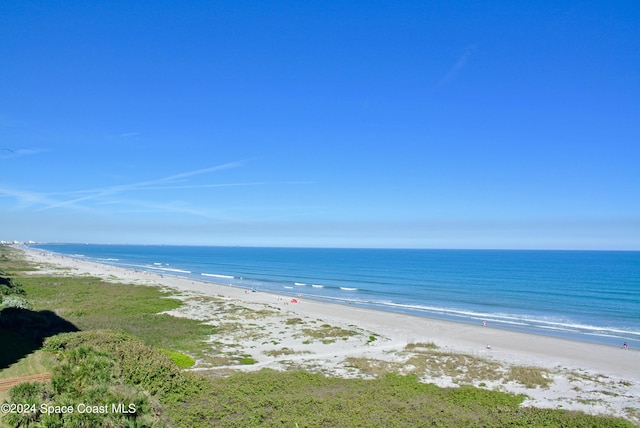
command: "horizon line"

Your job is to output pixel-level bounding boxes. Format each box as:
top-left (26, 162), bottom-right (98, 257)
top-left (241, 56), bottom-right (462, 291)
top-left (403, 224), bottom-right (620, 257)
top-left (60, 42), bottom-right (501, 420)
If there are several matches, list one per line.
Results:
top-left (15, 242), bottom-right (640, 252)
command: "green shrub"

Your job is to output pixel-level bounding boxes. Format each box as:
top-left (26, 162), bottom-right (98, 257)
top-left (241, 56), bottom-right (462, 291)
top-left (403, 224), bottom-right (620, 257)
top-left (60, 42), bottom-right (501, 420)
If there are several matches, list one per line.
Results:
top-left (163, 350), bottom-right (196, 368)
top-left (8, 332), bottom-right (166, 427)
top-left (44, 330), bottom-right (208, 401)
top-left (238, 356), bottom-right (257, 365)
top-left (0, 295), bottom-right (31, 309)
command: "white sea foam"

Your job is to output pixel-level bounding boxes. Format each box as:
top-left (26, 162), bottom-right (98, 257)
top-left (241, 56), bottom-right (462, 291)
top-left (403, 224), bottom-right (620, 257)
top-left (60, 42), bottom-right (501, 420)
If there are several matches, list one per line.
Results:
top-left (294, 282), bottom-right (306, 286)
top-left (381, 302), bottom-right (640, 338)
top-left (311, 284), bottom-right (324, 288)
top-left (385, 303), bottom-right (550, 326)
top-left (155, 267), bottom-right (191, 274)
top-left (525, 319), bottom-right (640, 337)
top-left (383, 302), bottom-right (485, 318)
top-left (319, 295), bottom-right (369, 305)
top-left (340, 287), bottom-right (358, 291)
top-left (202, 273), bottom-right (234, 279)
top-left (538, 325), bottom-right (580, 333)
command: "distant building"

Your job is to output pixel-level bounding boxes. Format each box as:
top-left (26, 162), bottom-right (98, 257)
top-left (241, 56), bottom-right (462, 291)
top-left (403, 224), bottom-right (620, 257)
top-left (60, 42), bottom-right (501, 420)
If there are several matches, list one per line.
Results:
top-left (0, 240), bottom-right (25, 245)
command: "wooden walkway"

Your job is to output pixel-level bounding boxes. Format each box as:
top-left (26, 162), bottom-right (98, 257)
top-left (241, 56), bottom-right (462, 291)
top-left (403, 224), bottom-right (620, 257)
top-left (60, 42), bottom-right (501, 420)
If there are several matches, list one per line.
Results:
top-left (0, 373), bottom-right (52, 391)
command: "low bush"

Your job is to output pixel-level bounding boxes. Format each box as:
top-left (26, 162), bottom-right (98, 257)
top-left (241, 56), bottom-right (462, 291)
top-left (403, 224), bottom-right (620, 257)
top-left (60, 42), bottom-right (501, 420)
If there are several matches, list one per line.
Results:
top-left (7, 332), bottom-right (166, 427)
top-left (167, 370), bottom-right (634, 427)
top-left (43, 330), bottom-right (208, 401)
top-left (163, 350), bottom-right (196, 368)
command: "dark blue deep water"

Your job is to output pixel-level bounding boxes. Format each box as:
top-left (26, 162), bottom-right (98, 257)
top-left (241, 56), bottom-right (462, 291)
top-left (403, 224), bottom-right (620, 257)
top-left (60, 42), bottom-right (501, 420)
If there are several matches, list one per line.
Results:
top-left (31, 244), bottom-right (640, 348)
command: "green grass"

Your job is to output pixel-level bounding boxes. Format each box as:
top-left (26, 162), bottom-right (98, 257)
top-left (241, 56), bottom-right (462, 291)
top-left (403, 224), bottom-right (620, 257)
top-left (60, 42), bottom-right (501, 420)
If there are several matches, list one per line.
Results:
top-left (16, 274), bottom-right (213, 355)
top-left (345, 357), bottom-right (399, 377)
top-left (168, 369), bottom-right (635, 427)
top-left (507, 366), bottom-right (552, 389)
top-left (405, 341), bottom-right (439, 351)
top-left (263, 347), bottom-right (306, 357)
top-left (301, 323), bottom-right (358, 344)
top-left (0, 247), bottom-right (37, 274)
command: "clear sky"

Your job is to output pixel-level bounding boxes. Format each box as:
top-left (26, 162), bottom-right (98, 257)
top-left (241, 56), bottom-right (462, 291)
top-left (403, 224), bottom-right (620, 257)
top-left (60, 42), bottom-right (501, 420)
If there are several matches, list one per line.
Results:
top-left (1, 1), bottom-right (638, 249)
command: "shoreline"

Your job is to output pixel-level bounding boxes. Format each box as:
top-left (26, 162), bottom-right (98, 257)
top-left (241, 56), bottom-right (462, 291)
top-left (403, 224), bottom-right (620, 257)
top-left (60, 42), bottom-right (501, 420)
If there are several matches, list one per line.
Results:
top-left (21, 246), bottom-right (640, 368)
top-left (26, 246), bottom-right (640, 349)
top-left (15, 246), bottom-right (640, 422)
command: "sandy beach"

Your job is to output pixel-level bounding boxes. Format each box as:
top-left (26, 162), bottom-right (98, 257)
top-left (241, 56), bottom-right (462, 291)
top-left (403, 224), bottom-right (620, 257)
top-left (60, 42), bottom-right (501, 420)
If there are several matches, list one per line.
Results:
top-left (17, 246), bottom-right (640, 423)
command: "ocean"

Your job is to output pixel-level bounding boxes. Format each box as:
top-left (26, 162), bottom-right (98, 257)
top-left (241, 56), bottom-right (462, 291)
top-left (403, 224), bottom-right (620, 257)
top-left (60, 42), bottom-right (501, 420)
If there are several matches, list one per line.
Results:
top-left (30, 244), bottom-right (640, 348)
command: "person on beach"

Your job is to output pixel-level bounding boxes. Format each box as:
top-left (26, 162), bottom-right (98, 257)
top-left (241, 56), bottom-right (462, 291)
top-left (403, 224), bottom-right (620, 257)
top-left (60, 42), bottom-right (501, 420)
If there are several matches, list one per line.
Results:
top-left (623, 342), bottom-right (628, 350)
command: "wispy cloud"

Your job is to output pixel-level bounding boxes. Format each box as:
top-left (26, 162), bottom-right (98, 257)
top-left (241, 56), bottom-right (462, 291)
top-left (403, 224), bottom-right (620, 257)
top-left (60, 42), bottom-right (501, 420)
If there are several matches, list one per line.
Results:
top-left (2, 159), bottom-right (311, 220)
top-left (129, 177), bottom-right (311, 191)
top-left (36, 161), bottom-right (247, 211)
top-left (120, 132), bottom-right (142, 138)
top-left (436, 44), bottom-right (477, 88)
top-left (146, 162), bottom-right (245, 185)
top-left (0, 186), bottom-right (52, 207)
top-left (93, 198), bottom-right (227, 220)
top-left (0, 185), bottom-right (95, 213)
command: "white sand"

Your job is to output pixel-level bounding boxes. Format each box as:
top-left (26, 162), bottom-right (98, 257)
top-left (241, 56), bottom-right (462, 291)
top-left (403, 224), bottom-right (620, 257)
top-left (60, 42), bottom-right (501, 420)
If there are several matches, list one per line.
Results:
top-left (17, 246), bottom-right (640, 423)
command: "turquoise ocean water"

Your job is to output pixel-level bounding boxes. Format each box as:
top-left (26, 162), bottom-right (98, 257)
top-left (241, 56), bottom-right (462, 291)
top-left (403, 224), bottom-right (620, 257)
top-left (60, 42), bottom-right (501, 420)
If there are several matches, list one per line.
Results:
top-left (31, 244), bottom-right (640, 348)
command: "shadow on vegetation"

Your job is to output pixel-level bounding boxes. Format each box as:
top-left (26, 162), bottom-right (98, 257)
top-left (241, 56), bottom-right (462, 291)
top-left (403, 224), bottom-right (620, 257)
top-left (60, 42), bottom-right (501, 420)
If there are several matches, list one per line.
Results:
top-left (0, 308), bottom-right (79, 369)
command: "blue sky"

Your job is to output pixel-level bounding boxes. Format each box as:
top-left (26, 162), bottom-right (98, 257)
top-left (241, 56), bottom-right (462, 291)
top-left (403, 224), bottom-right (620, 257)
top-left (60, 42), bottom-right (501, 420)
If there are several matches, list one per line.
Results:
top-left (1, 1), bottom-right (638, 249)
